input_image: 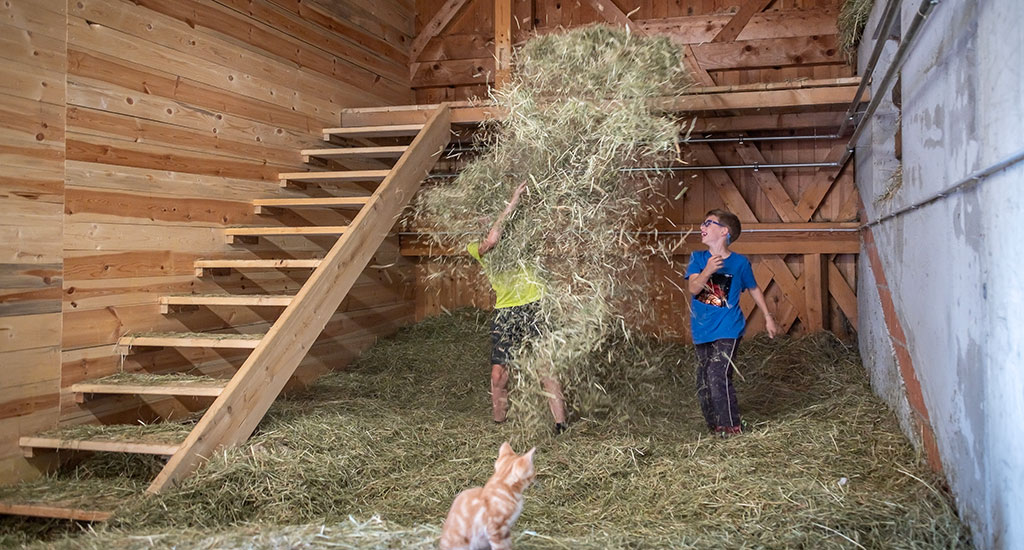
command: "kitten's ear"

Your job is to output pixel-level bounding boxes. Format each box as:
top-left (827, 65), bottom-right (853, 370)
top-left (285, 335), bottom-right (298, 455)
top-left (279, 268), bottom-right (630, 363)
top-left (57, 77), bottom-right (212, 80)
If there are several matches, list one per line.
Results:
top-left (523, 447), bottom-right (536, 465)
top-left (498, 441), bottom-right (514, 458)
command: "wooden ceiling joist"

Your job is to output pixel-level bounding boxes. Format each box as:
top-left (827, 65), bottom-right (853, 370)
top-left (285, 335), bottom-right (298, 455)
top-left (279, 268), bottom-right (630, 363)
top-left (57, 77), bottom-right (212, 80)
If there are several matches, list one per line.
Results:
top-left (345, 78), bottom-right (864, 127)
top-left (712, 0), bottom-right (775, 43)
top-left (584, 0), bottom-right (643, 34)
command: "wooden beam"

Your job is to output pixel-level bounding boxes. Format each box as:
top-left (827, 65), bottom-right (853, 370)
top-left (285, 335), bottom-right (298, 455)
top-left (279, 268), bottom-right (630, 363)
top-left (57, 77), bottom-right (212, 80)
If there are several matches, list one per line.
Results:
top-left (687, 143), bottom-right (759, 223)
top-left (73, 380), bottom-right (227, 400)
top-left (410, 0), bottom-right (472, 63)
top-left (683, 45), bottom-right (716, 87)
top-left (400, 224), bottom-right (861, 256)
top-left (21, 437), bottom-right (180, 456)
top-left (732, 142), bottom-right (802, 222)
top-left (804, 253), bottom-right (828, 331)
top-left (692, 112), bottom-right (845, 133)
top-left (693, 35), bottom-right (842, 71)
top-left (650, 84), bottom-right (859, 113)
top-left (118, 334), bottom-right (263, 350)
top-left (495, 0), bottom-right (512, 88)
top-left (638, 8), bottom-right (838, 44)
top-left (763, 257), bottom-right (806, 331)
top-left (828, 260), bottom-right (858, 326)
top-left (0, 503), bottom-right (112, 522)
top-left (412, 58), bottom-right (495, 88)
top-left (583, 0), bottom-right (643, 34)
top-left (796, 143), bottom-right (848, 220)
top-left (712, 0), bottom-right (774, 43)
top-left (343, 78), bottom-right (864, 126)
top-left (147, 105), bottom-right (452, 493)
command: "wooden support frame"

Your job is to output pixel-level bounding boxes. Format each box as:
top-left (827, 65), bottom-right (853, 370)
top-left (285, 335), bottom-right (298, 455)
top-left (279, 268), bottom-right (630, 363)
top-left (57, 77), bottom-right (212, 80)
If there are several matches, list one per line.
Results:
top-left (495, 0), bottom-right (512, 88)
top-left (804, 253), bottom-right (828, 331)
top-left (147, 105), bottom-right (451, 493)
top-left (712, 0), bottom-right (774, 43)
top-left (410, 0), bottom-right (472, 64)
top-left (583, 0), bottom-right (643, 34)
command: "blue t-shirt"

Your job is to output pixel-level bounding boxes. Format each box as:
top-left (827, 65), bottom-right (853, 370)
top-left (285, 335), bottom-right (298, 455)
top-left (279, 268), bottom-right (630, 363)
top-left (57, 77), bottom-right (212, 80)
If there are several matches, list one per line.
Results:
top-left (685, 250), bottom-right (757, 344)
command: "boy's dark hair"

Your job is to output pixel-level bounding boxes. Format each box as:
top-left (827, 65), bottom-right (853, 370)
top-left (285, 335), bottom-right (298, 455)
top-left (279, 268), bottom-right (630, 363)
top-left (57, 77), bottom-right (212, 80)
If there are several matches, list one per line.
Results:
top-left (705, 209), bottom-right (742, 243)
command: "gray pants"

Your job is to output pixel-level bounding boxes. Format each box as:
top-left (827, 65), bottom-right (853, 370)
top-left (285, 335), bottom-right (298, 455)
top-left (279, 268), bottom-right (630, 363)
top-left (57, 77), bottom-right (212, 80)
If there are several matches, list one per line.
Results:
top-left (695, 338), bottom-right (741, 431)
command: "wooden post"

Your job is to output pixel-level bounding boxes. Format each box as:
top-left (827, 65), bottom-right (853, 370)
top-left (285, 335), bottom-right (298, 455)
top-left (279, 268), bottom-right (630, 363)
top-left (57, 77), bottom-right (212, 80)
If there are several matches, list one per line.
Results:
top-left (495, 0), bottom-right (512, 88)
top-left (804, 253), bottom-right (829, 332)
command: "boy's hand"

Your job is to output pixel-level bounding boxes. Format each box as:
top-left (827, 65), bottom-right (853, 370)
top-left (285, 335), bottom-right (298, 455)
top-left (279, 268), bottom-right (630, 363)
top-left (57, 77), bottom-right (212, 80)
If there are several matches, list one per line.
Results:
top-left (511, 181), bottom-right (528, 201)
top-left (703, 255), bottom-right (724, 275)
top-left (765, 315), bottom-right (779, 339)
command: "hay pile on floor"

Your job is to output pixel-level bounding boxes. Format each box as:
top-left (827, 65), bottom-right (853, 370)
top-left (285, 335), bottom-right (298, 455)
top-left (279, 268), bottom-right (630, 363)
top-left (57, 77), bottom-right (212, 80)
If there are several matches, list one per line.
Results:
top-left (416, 25), bottom-right (692, 432)
top-left (2, 310), bottom-right (970, 549)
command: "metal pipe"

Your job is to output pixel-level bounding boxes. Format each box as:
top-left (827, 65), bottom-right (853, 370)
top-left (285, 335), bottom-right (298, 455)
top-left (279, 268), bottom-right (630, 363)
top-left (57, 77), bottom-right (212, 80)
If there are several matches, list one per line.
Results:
top-left (863, 146), bottom-right (1024, 229)
top-left (442, 133), bottom-right (843, 155)
top-left (680, 134), bottom-right (840, 144)
top-left (621, 162), bottom-right (838, 172)
top-left (446, 134), bottom-right (839, 155)
top-left (636, 228), bottom-right (859, 234)
top-left (427, 161), bottom-right (839, 179)
top-left (839, 0), bottom-right (941, 170)
top-left (401, 227), bottom-right (861, 236)
top-left (836, 0), bottom-right (904, 136)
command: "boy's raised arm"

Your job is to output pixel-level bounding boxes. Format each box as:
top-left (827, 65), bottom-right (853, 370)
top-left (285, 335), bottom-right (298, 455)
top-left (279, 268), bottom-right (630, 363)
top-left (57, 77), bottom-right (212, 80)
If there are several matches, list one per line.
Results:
top-left (479, 181), bottom-right (528, 255)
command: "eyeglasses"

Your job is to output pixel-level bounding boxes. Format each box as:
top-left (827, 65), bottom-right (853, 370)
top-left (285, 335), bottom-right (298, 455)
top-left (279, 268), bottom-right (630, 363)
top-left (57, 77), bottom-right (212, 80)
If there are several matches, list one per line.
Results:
top-left (701, 219), bottom-right (726, 229)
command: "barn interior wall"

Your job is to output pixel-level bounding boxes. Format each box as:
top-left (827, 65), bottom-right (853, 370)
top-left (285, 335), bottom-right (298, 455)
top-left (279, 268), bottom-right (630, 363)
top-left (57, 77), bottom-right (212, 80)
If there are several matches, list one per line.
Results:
top-left (855, 1), bottom-right (1024, 548)
top-left (0, 0), bottom-right (415, 485)
top-left (851, 2), bottom-right (917, 444)
top-left (408, 0), bottom-right (861, 342)
top-left (413, 0), bottom-right (852, 102)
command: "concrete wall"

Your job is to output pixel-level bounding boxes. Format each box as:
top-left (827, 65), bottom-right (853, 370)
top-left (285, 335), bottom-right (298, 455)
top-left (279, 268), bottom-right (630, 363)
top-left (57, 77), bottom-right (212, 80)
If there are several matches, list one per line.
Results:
top-left (855, 1), bottom-right (1024, 548)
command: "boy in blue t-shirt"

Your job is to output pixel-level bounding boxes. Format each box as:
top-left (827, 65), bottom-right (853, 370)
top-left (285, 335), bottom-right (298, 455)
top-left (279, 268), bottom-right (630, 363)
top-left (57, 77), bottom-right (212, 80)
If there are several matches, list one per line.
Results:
top-left (685, 209), bottom-right (778, 436)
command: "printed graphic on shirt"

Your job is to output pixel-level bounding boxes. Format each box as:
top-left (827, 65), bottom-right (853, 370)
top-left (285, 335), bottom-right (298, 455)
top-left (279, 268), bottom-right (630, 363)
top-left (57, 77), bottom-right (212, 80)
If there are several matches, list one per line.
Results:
top-left (696, 273), bottom-right (732, 308)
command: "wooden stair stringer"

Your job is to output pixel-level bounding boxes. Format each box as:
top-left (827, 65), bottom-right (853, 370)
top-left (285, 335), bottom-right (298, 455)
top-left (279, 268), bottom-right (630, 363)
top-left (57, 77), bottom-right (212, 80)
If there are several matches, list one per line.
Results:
top-left (147, 104), bottom-right (452, 493)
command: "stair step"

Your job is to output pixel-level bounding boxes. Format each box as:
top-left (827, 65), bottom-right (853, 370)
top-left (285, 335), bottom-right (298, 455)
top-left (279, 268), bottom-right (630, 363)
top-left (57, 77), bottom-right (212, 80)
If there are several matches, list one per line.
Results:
top-left (278, 169), bottom-right (390, 185)
top-left (72, 374), bottom-right (229, 402)
top-left (322, 124), bottom-right (424, 139)
top-left (118, 332), bottom-right (264, 351)
top-left (161, 294), bottom-right (295, 311)
top-left (194, 258), bottom-right (322, 276)
top-left (224, 226), bottom-right (348, 244)
top-left (253, 196), bottom-right (370, 214)
top-left (0, 502), bottom-right (113, 522)
top-left (21, 436), bottom-right (181, 457)
top-left (301, 145), bottom-right (408, 161)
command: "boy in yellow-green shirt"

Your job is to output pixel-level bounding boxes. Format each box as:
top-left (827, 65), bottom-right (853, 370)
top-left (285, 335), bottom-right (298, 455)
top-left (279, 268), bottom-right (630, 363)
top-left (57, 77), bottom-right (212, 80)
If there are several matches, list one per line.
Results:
top-left (469, 181), bottom-right (567, 433)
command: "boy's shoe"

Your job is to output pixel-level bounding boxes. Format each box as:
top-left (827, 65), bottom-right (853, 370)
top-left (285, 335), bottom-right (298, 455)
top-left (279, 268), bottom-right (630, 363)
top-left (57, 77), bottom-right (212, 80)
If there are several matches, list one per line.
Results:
top-left (715, 425), bottom-right (742, 438)
top-left (555, 422), bottom-right (568, 435)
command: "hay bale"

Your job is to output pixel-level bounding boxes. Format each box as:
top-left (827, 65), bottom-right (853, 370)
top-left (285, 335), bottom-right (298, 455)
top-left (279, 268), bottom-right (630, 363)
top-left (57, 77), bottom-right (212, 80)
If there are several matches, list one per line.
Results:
top-left (839, 0), bottom-right (876, 61)
top-left (416, 25), bottom-right (692, 432)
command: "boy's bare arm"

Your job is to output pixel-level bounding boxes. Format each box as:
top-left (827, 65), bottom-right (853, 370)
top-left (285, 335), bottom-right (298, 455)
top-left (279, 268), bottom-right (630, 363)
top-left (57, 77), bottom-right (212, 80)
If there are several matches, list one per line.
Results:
top-left (686, 255), bottom-right (724, 295)
top-left (479, 181), bottom-right (528, 255)
top-left (748, 287), bottom-right (779, 338)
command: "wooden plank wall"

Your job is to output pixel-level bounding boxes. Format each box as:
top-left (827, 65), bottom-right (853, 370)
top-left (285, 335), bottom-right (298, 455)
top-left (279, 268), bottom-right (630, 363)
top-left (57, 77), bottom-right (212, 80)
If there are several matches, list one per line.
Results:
top-left (0, 0), bottom-right (67, 484)
top-left (1, 0), bottom-right (416, 485)
top-left (408, 0), bottom-right (860, 342)
top-left (412, 0), bottom-right (851, 102)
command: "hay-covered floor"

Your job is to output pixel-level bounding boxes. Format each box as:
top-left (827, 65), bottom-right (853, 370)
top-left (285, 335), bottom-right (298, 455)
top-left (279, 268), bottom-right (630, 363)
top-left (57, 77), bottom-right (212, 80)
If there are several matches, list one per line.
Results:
top-left (1, 310), bottom-right (970, 549)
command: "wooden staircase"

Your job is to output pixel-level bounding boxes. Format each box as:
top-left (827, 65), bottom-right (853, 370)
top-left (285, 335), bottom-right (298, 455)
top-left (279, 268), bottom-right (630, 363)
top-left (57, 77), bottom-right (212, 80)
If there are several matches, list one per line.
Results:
top-left (3, 105), bottom-right (450, 519)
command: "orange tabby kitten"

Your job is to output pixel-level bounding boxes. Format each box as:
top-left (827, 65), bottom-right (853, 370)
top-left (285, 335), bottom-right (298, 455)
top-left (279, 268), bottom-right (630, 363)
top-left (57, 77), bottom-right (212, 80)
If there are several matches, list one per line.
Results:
top-left (440, 442), bottom-right (537, 550)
